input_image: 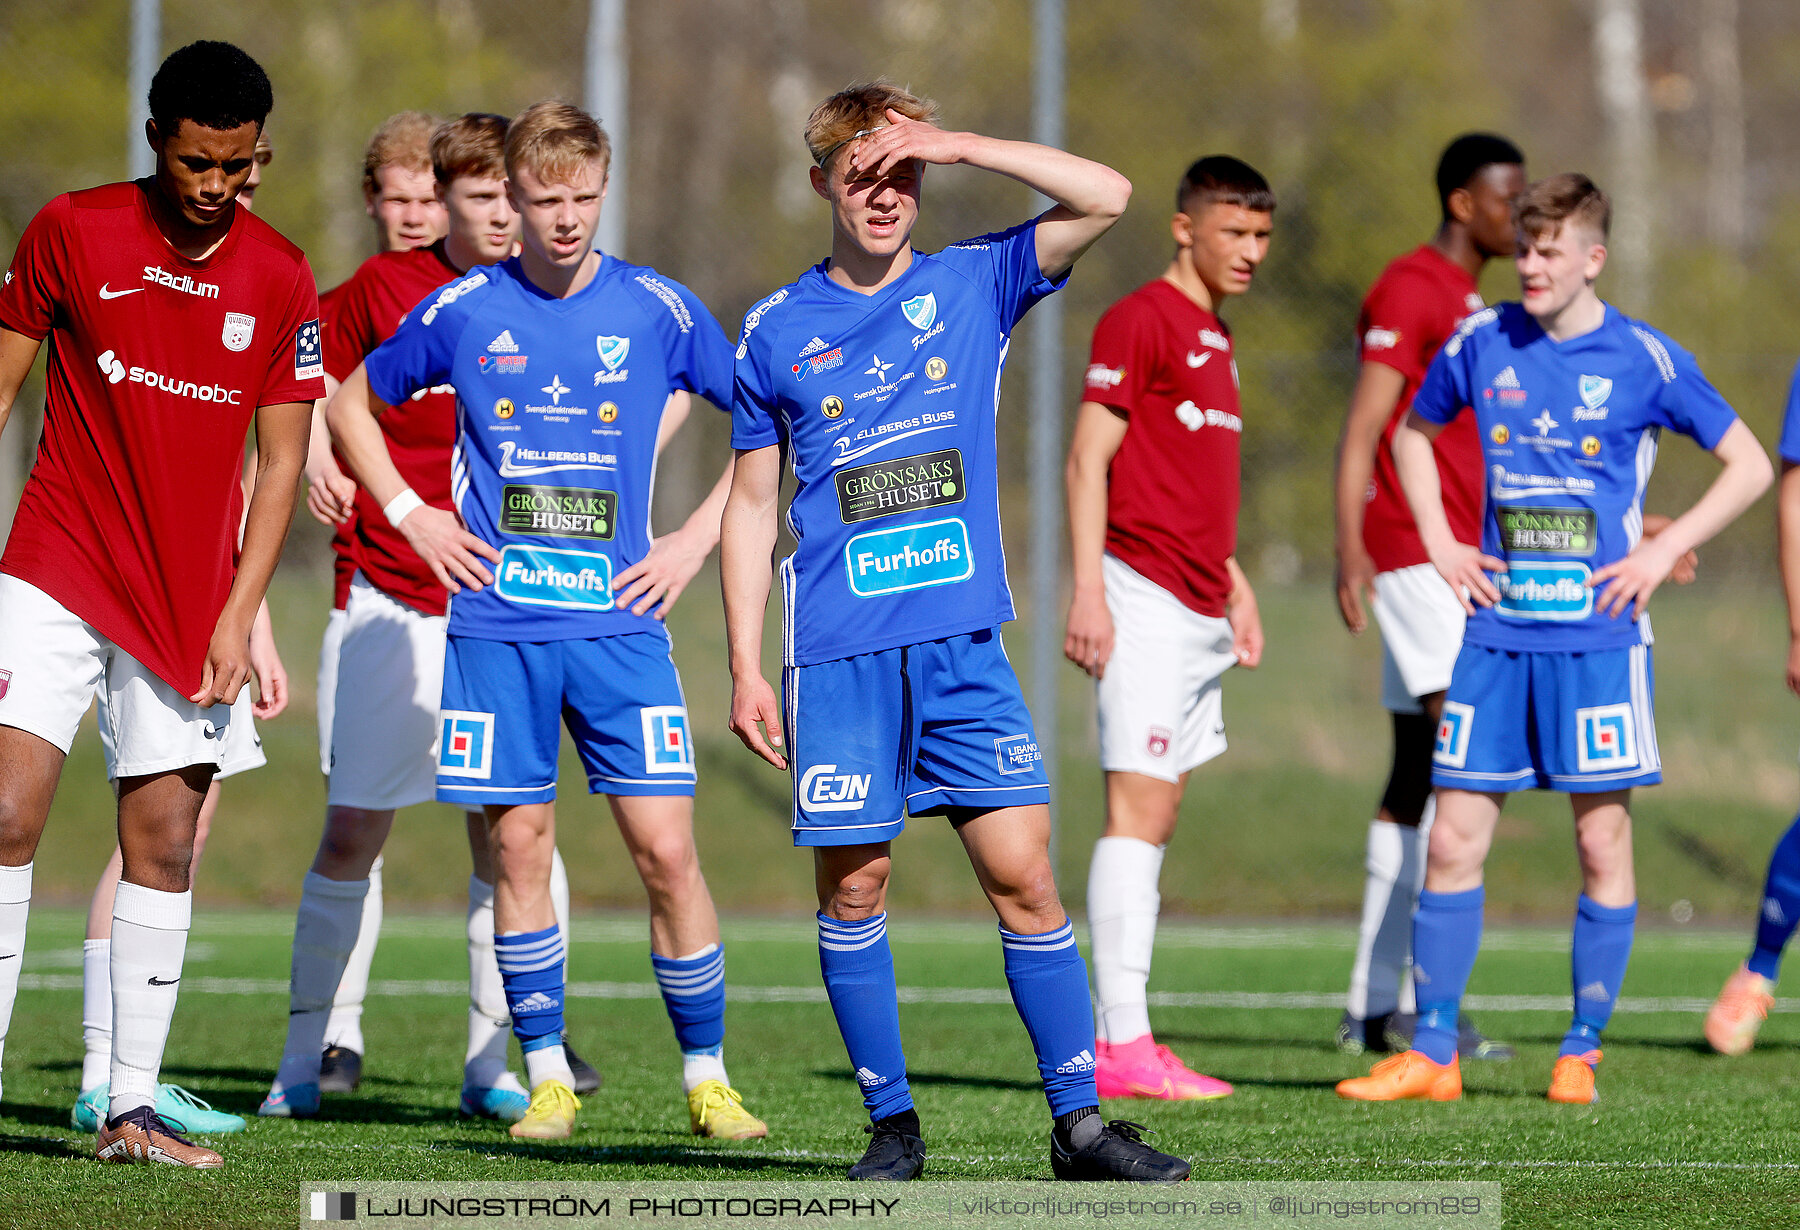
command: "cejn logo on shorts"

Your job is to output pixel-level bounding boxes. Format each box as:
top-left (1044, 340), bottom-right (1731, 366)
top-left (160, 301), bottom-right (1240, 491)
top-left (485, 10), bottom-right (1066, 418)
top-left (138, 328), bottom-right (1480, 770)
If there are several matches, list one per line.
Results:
top-left (800, 764), bottom-right (871, 811)
top-left (843, 517), bottom-right (973, 598)
top-left (494, 545), bottom-right (615, 611)
top-left (1494, 561), bottom-right (1593, 621)
top-left (439, 710), bottom-right (494, 779)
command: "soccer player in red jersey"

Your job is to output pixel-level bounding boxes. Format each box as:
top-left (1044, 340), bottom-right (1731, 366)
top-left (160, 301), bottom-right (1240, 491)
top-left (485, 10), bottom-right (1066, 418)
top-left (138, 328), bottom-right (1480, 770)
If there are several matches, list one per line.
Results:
top-left (1064, 157), bottom-right (1271, 1100)
top-left (263, 114), bottom-right (597, 1120)
top-left (0, 41), bottom-right (320, 1168)
top-left (1330, 135), bottom-right (1525, 1059)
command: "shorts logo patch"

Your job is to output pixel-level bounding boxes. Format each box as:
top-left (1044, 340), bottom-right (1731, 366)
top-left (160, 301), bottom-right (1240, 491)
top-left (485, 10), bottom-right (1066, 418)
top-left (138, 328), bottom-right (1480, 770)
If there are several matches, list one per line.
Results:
top-left (844, 517), bottom-right (974, 597)
top-left (994, 733), bottom-right (1042, 776)
top-left (1576, 703), bottom-right (1638, 772)
top-left (1434, 701), bottom-right (1474, 769)
top-left (439, 710), bottom-right (495, 779)
top-left (1495, 561), bottom-right (1594, 621)
top-left (641, 706), bottom-right (693, 775)
top-left (833, 448), bottom-right (964, 523)
top-left (1146, 726), bottom-right (1172, 758)
top-left (494, 545), bottom-right (616, 610)
top-left (0, 667), bottom-right (10, 700)
top-left (799, 764), bottom-right (871, 811)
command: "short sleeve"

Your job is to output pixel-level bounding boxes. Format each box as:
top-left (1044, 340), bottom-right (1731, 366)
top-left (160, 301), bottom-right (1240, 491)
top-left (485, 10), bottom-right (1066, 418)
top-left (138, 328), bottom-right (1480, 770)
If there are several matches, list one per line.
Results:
top-left (632, 271), bottom-right (734, 411)
top-left (1777, 359), bottom-right (1800, 465)
top-left (1358, 268), bottom-right (1445, 385)
top-left (364, 289), bottom-right (462, 408)
top-left (323, 264), bottom-right (380, 383)
top-left (0, 194), bottom-right (73, 340)
top-left (731, 321), bottom-right (784, 451)
top-left (1082, 295), bottom-right (1157, 415)
top-left (937, 220), bottom-right (1068, 329)
top-left (256, 259), bottom-right (325, 405)
top-left (1649, 333), bottom-right (1737, 451)
top-left (1411, 335), bottom-right (1473, 426)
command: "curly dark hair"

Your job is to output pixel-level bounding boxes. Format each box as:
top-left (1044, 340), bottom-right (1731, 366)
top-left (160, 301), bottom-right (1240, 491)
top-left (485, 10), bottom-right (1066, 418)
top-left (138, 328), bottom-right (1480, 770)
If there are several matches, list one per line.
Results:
top-left (148, 41), bottom-right (273, 134)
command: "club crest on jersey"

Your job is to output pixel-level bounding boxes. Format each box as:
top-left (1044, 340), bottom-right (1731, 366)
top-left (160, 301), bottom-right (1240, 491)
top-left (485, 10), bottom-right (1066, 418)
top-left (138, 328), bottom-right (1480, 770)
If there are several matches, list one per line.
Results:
top-left (900, 293), bottom-right (937, 331)
top-left (1576, 703), bottom-right (1638, 772)
top-left (221, 312), bottom-right (254, 353)
top-left (595, 335), bottom-right (630, 371)
top-left (1579, 374), bottom-right (1613, 410)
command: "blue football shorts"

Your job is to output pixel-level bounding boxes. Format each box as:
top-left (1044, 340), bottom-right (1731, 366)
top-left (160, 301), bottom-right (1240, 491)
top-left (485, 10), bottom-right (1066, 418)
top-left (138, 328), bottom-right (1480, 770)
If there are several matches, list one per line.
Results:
top-left (436, 630), bottom-right (695, 807)
top-left (783, 627), bottom-right (1050, 847)
top-left (1431, 641), bottom-right (1661, 794)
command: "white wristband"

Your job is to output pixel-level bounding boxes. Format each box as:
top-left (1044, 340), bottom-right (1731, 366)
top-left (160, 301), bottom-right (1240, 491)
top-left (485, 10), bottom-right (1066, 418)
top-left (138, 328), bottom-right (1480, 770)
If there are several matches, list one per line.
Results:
top-left (382, 487), bottom-right (425, 528)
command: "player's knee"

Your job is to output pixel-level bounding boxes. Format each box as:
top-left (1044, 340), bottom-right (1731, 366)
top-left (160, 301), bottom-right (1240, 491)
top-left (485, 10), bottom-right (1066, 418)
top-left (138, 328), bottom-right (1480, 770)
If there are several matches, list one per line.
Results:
top-left (991, 862), bottom-right (1061, 918)
top-left (122, 844), bottom-right (194, 894)
top-left (1574, 820), bottom-right (1631, 876)
top-left (824, 874), bottom-right (887, 920)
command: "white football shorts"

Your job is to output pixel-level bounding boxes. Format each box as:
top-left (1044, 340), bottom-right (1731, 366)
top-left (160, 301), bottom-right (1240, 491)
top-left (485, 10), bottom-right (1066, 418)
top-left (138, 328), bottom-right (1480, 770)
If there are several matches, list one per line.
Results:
top-left (0, 573), bottom-right (229, 776)
top-left (326, 572), bottom-right (448, 811)
top-left (315, 605), bottom-right (347, 776)
top-left (1371, 562), bottom-right (1467, 715)
top-left (100, 685), bottom-right (263, 781)
top-left (1096, 553), bottom-right (1239, 782)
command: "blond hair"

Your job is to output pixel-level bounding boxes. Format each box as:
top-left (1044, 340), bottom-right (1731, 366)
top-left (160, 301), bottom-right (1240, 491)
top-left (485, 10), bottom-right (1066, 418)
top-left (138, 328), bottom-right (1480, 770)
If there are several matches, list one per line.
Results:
top-left (805, 81), bottom-right (938, 171)
top-left (1514, 172), bottom-right (1611, 242)
top-left (362, 110), bottom-right (437, 196)
top-left (432, 113), bottom-right (509, 185)
top-left (505, 101), bottom-right (610, 184)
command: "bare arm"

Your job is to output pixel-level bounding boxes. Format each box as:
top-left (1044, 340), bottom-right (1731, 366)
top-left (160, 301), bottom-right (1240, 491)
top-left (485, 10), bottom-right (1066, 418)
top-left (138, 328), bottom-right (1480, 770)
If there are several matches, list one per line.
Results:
top-left (1333, 362), bottom-right (1407, 633)
top-left (1779, 463), bottom-right (1800, 695)
top-left (848, 108), bottom-right (1131, 279)
top-left (304, 371), bottom-right (357, 526)
top-left (0, 327), bottom-right (44, 439)
top-left (325, 362), bottom-right (498, 592)
top-left (654, 390), bottom-right (692, 455)
top-left (1063, 401), bottom-right (1128, 678)
top-left (1590, 419), bottom-right (1772, 618)
top-left (721, 444), bottom-right (787, 768)
top-left (1395, 409), bottom-right (1502, 613)
top-left (1225, 555), bottom-right (1264, 669)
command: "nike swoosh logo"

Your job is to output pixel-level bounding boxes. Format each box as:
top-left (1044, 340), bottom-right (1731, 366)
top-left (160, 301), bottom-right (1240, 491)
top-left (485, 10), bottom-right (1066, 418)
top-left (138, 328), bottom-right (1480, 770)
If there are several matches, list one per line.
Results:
top-left (148, 975), bottom-right (180, 986)
top-left (1186, 351), bottom-right (1210, 368)
top-left (99, 284), bottom-right (144, 300)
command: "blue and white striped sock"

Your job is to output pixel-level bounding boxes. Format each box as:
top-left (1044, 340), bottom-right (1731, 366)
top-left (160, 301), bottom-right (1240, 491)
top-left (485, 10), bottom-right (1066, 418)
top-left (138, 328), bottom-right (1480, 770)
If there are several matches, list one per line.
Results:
top-left (999, 918), bottom-right (1099, 1117)
top-left (495, 926), bottom-right (572, 1087)
top-left (652, 943), bottom-right (729, 1091)
top-left (818, 912), bottom-right (912, 1121)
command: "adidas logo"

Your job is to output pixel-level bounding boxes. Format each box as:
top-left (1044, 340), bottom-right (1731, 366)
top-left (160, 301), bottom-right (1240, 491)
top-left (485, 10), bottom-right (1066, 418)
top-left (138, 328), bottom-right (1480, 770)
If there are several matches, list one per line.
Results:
top-left (1491, 365), bottom-right (1520, 389)
top-left (487, 330), bottom-right (520, 354)
top-left (1765, 897), bottom-right (1788, 926)
top-left (854, 1066), bottom-right (887, 1087)
top-left (510, 991), bottom-right (558, 1013)
top-left (1054, 1049), bottom-right (1096, 1075)
top-left (1577, 981), bottom-right (1611, 1003)
top-left (799, 336), bottom-right (830, 358)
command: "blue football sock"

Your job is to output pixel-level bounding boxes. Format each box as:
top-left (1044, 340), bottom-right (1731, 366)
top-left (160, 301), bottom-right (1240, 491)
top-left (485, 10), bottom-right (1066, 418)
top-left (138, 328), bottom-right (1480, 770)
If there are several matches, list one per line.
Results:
top-left (999, 918), bottom-right (1100, 1118)
top-left (1748, 814), bottom-right (1800, 981)
top-left (1411, 886), bottom-right (1484, 1065)
top-left (651, 943), bottom-right (727, 1053)
top-left (818, 913), bottom-right (912, 1122)
top-left (1562, 895), bottom-right (1636, 1057)
top-left (494, 925), bottom-right (566, 1056)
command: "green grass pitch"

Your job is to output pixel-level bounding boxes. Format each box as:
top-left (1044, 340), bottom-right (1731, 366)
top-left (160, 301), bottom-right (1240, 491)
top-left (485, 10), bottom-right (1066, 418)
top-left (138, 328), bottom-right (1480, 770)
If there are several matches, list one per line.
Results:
top-left (2, 910), bottom-right (1798, 1228)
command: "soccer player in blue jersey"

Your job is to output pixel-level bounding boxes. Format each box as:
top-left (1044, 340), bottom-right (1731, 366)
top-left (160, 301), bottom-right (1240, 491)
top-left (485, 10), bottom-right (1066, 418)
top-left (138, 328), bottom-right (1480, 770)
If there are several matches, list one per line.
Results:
top-left (1703, 359), bottom-right (1800, 1055)
top-left (1337, 173), bottom-right (1772, 1105)
top-left (720, 81), bottom-right (1187, 1182)
top-left (325, 102), bottom-right (765, 1142)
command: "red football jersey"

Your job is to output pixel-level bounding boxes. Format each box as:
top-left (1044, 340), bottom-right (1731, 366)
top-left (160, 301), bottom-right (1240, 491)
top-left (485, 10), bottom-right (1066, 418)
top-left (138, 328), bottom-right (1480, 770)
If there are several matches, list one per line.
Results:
top-left (323, 243), bottom-right (460, 616)
top-left (1084, 279), bottom-right (1242, 618)
top-left (0, 182), bottom-right (323, 695)
top-left (1356, 245), bottom-right (1485, 572)
top-left (317, 279), bottom-right (356, 612)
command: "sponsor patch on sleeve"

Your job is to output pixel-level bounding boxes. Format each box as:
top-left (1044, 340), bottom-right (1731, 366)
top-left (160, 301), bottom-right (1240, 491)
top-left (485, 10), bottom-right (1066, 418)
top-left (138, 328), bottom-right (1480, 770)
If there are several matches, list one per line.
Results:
top-left (294, 318), bottom-right (324, 381)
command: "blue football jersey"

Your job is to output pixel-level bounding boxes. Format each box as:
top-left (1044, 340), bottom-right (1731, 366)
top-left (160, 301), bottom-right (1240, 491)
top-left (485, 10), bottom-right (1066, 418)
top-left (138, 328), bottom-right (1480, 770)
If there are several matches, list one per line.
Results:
top-left (1779, 357), bottom-right (1800, 465)
top-left (364, 255), bottom-right (733, 641)
top-left (1413, 302), bottom-right (1738, 651)
top-left (732, 220), bottom-right (1064, 666)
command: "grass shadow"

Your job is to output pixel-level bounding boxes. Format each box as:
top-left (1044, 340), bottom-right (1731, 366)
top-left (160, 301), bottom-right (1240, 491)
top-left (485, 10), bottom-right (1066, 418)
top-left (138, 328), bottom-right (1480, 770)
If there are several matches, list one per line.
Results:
top-left (434, 1138), bottom-right (829, 1175)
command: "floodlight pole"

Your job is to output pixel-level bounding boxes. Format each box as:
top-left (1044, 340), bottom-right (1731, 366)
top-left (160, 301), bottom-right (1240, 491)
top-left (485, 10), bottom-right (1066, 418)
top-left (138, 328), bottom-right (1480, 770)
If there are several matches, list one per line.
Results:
top-left (128, 0), bottom-right (159, 178)
top-left (1030, 0), bottom-right (1066, 869)
top-left (586, 0), bottom-right (627, 257)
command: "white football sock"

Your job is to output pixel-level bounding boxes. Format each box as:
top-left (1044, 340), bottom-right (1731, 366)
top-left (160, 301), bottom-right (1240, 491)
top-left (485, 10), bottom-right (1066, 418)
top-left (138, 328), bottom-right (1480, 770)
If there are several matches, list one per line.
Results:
top-left (682, 1049), bottom-right (729, 1092)
top-left (80, 937), bottom-right (113, 1092)
top-left (464, 875), bottom-right (512, 1088)
top-left (324, 854), bottom-right (381, 1055)
top-left (0, 863), bottom-right (32, 1097)
top-left (274, 872), bottom-right (367, 1093)
top-left (1347, 820), bottom-right (1411, 1019)
top-left (1399, 796), bottom-right (1436, 1014)
top-left (1087, 835), bottom-right (1164, 1044)
top-left (108, 881), bottom-right (190, 1119)
top-left (523, 1044), bottom-right (575, 1090)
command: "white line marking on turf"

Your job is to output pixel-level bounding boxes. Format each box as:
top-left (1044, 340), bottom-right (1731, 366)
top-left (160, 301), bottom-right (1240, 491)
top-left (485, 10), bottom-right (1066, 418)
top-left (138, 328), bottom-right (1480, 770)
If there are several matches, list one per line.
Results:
top-left (15, 973), bottom-right (1791, 1016)
top-left (1221, 1157), bottom-right (1800, 1172)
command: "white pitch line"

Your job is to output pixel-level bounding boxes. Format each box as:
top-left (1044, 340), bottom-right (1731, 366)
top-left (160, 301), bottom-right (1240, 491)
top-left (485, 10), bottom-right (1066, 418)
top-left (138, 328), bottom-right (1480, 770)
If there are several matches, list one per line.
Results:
top-left (14, 973), bottom-right (1788, 1016)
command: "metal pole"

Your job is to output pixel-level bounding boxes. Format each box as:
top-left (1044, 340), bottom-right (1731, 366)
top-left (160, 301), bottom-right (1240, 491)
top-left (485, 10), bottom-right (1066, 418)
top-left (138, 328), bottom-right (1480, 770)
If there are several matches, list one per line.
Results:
top-left (127, 0), bottom-right (159, 179)
top-left (1030, 0), bottom-right (1066, 869)
top-left (585, 0), bottom-right (627, 257)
